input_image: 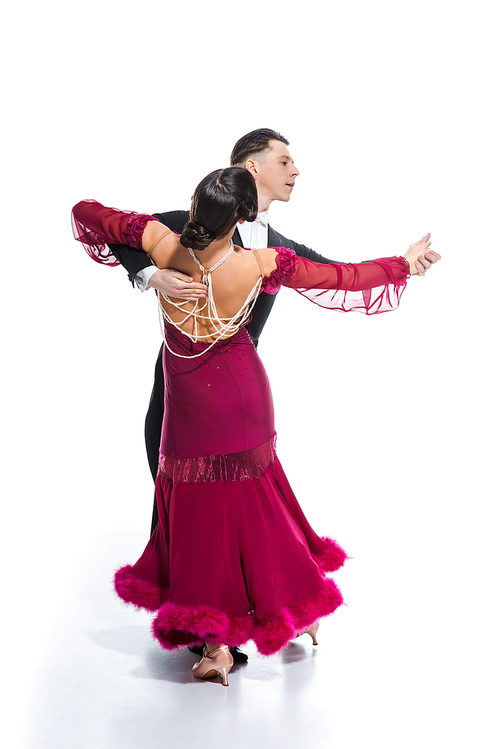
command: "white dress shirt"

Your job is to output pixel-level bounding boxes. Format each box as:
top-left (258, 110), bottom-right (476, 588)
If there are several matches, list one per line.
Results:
top-left (135, 264), bottom-right (159, 291)
top-left (236, 210), bottom-right (269, 250)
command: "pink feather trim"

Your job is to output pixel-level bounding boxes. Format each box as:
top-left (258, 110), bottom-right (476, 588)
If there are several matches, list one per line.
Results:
top-left (312, 536), bottom-right (348, 572)
top-left (252, 609), bottom-right (296, 655)
top-left (153, 602), bottom-right (230, 650)
top-left (148, 576), bottom-right (344, 655)
top-left (114, 565), bottom-right (168, 612)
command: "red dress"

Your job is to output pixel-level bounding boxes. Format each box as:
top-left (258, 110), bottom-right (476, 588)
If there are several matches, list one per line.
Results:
top-left (72, 200), bottom-right (410, 654)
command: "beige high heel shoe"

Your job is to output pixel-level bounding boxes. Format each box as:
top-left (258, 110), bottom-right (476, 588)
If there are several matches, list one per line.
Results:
top-left (295, 622), bottom-right (319, 645)
top-left (192, 644), bottom-right (234, 687)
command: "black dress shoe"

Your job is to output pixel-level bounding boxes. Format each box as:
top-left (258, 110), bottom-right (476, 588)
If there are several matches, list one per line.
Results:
top-left (188, 645), bottom-right (205, 657)
top-left (229, 647), bottom-right (248, 663)
top-left (188, 645), bottom-right (248, 662)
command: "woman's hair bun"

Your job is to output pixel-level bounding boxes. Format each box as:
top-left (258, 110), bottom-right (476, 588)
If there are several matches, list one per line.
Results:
top-left (180, 167), bottom-right (258, 252)
top-left (180, 220), bottom-right (214, 251)
top-left (237, 195), bottom-right (258, 224)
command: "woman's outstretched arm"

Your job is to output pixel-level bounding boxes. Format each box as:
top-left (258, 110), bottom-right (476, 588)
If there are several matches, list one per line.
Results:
top-left (258, 235), bottom-right (440, 315)
top-left (72, 201), bottom-right (208, 301)
top-left (72, 199), bottom-right (177, 264)
top-left (72, 199), bottom-right (160, 264)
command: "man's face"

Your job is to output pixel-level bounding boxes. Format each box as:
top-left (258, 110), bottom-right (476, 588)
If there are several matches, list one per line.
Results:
top-left (250, 140), bottom-right (299, 205)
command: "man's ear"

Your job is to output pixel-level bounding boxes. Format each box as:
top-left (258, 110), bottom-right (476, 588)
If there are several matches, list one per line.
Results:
top-left (245, 159), bottom-right (259, 179)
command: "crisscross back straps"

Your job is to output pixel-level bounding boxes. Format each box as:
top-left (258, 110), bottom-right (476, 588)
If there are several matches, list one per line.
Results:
top-left (252, 250), bottom-right (264, 278)
top-left (148, 229), bottom-right (172, 255)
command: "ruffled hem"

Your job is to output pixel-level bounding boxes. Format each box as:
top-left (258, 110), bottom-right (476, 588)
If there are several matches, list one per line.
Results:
top-left (124, 212), bottom-right (158, 250)
top-left (152, 576), bottom-right (343, 655)
top-left (114, 566), bottom-right (343, 655)
top-left (312, 536), bottom-right (348, 572)
top-left (158, 435), bottom-right (277, 483)
top-left (261, 246), bottom-right (296, 294)
top-left (114, 565), bottom-right (169, 612)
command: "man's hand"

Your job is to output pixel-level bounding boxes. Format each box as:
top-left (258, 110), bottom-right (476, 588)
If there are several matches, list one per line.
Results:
top-left (147, 269), bottom-right (207, 300)
top-left (414, 250), bottom-right (441, 275)
top-left (404, 234), bottom-right (442, 275)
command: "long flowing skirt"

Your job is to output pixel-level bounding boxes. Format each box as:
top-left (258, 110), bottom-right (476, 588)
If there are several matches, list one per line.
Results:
top-left (114, 324), bottom-right (346, 655)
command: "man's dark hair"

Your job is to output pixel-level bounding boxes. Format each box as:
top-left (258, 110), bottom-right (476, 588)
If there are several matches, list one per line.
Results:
top-left (180, 167), bottom-right (258, 251)
top-left (230, 128), bottom-right (289, 166)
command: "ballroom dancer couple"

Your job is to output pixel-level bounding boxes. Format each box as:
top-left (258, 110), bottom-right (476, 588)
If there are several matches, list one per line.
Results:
top-left (73, 129), bottom-right (440, 686)
top-left (108, 128), bottom-right (437, 537)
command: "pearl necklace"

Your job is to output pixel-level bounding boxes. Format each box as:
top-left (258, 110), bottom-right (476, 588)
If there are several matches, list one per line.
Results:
top-left (158, 243), bottom-right (263, 359)
top-left (188, 241), bottom-right (234, 285)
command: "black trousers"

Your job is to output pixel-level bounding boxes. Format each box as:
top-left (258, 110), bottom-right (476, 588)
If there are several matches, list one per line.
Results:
top-left (145, 346), bottom-right (165, 535)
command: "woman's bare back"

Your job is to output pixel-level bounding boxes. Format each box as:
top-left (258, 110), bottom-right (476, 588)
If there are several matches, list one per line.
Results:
top-left (152, 233), bottom-right (278, 342)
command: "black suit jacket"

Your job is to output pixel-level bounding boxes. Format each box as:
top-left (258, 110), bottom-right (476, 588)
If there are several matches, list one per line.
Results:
top-left (108, 210), bottom-right (337, 346)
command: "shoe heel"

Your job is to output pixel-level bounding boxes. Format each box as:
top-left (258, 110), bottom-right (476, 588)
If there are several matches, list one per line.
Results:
top-left (218, 665), bottom-right (231, 687)
top-left (192, 645), bottom-right (233, 687)
top-left (307, 624), bottom-right (319, 645)
top-left (294, 622), bottom-right (319, 645)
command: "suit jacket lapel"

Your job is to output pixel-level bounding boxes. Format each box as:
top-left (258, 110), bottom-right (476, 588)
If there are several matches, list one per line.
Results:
top-left (232, 226), bottom-right (243, 247)
top-left (267, 225), bottom-right (280, 248)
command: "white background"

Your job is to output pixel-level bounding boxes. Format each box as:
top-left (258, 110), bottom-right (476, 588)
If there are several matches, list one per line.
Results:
top-left (1, 1), bottom-right (499, 747)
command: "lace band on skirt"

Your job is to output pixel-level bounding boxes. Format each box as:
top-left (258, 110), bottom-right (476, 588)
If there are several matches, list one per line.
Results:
top-left (158, 435), bottom-right (277, 483)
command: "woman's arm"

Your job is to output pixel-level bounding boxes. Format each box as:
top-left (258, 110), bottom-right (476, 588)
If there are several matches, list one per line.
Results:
top-left (73, 203), bottom-right (207, 300)
top-left (72, 199), bottom-right (161, 265)
top-left (259, 234), bottom-right (440, 315)
top-left (287, 234), bottom-right (436, 287)
top-left (72, 198), bottom-right (186, 269)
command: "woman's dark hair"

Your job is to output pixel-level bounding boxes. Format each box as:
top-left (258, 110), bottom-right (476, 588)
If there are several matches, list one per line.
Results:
top-left (180, 167), bottom-right (258, 251)
top-left (230, 128), bottom-right (289, 167)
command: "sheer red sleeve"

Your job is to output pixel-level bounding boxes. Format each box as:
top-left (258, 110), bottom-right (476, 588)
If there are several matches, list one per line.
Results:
top-left (71, 199), bottom-right (159, 266)
top-left (262, 246), bottom-right (410, 314)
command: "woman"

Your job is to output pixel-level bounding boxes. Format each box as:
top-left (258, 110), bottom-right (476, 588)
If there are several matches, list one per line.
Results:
top-left (72, 167), bottom-right (438, 687)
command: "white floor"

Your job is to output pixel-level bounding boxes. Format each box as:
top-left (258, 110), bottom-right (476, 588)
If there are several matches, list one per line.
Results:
top-left (22, 533), bottom-right (348, 749)
top-left (16, 528), bottom-right (500, 749)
